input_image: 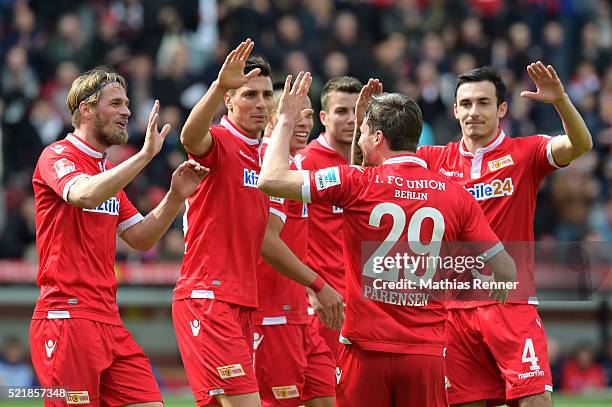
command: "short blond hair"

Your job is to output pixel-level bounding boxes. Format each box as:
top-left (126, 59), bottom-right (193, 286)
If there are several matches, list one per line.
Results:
top-left (66, 66), bottom-right (127, 127)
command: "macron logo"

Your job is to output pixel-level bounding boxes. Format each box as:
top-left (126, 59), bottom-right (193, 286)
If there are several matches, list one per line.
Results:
top-left (190, 319), bottom-right (201, 337)
top-left (45, 339), bottom-right (56, 358)
top-left (243, 169), bottom-right (259, 188)
top-left (335, 367), bottom-right (342, 384)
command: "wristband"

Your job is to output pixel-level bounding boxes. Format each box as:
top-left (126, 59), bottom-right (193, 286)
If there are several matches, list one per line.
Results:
top-left (309, 275), bottom-right (326, 293)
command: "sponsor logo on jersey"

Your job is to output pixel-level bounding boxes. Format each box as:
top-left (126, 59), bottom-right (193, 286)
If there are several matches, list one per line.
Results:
top-left (243, 169), bottom-right (259, 188)
top-left (440, 168), bottom-right (463, 178)
top-left (217, 364), bottom-right (246, 379)
top-left (272, 385), bottom-right (300, 399)
top-left (314, 167), bottom-right (340, 190)
top-left (51, 145), bottom-right (67, 154)
top-left (190, 319), bottom-right (201, 337)
top-left (54, 158), bottom-right (76, 179)
top-left (465, 177), bottom-right (514, 201)
top-left (253, 333), bottom-right (264, 350)
top-left (488, 154), bottom-right (514, 172)
top-left (66, 391), bottom-right (90, 404)
top-left (332, 205), bottom-right (343, 214)
top-left (45, 339), bottom-right (56, 358)
top-left (270, 196), bottom-right (285, 204)
top-left (517, 369), bottom-right (545, 380)
top-left (240, 150), bottom-right (256, 163)
top-left (83, 197), bottom-right (119, 215)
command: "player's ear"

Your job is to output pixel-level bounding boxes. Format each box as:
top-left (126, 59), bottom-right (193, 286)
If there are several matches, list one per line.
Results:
top-left (319, 110), bottom-right (328, 126)
top-left (497, 101), bottom-right (508, 119)
top-left (453, 103), bottom-right (459, 120)
top-left (224, 92), bottom-right (233, 112)
top-left (374, 130), bottom-right (384, 146)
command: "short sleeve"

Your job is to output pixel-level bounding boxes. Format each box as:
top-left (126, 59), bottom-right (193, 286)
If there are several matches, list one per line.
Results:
top-left (116, 190), bottom-right (143, 234)
top-left (459, 190), bottom-right (504, 260)
top-left (187, 126), bottom-right (226, 169)
top-left (532, 134), bottom-right (565, 180)
top-left (38, 146), bottom-right (90, 202)
top-left (301, 165), bottom-right (363, 208)
top-left (269, 196), bottom-right (287, 223)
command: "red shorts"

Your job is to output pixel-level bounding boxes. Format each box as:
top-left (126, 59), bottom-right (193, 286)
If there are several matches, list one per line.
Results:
top-left (310, 313), bottom-right (340, 359)
top-left (254, 323), bottom-right (335, 406)
top-left (173, 299), bottom-right (258, 406)
top-left (336, 344), bottom-right (446, 407)
top-left (30, 318), bottom-right (161, 407)
top-left (445, 304), bottom-right (553, 406)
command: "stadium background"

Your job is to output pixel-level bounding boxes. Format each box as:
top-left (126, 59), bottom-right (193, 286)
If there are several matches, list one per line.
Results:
top-left (0, 0), bottom-right (610, 405)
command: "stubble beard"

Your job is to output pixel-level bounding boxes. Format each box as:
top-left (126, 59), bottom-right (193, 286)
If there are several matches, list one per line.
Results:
top-left (94, 113), bottom-right (128, 147)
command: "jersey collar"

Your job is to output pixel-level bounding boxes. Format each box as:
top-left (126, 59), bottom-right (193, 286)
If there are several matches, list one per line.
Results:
top-left (459, 129), bottom-right (505, 157)
top-left (220, 115), bottom-right (259, 146)
top-left (66, 134), bottom-right (105, 159)
top-left (383, 154), bottom-right (428, 169)
top-left (316, 134), bottom-right (336, 152)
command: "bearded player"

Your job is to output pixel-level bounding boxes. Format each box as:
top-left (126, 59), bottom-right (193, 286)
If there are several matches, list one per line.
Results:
top-left (31, 66), bottom-right (208, 406)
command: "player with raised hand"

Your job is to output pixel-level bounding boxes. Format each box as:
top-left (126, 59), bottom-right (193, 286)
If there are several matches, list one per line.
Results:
top-left (416, 63), bottom-right (593, 406)
top-left (258, 73), bottom-right (517, 407)
top-left (254, 81), bottom-right (337, 407)
top-left (175, 41), bottom-right (341, 406)
top-left (296, 76), bottom-right (362, 357)
top-left (173, 37), bottom-right (272, 407)
top-left (30, 66), bottom-right (208, 406)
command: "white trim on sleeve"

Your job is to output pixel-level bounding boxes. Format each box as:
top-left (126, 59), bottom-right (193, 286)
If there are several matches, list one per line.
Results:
top-left (545, 135), bottom-right (564, 169)
top-left (269, 207), bottom-right (287, 223)
top-left (116, 213), bottom-right (144, 235)
top-left (62, 174), bottom-right (90, 202)
top-left (301, 170), bottom-right (311, 203)
top-left (479, 242), bottom-right (505, 262)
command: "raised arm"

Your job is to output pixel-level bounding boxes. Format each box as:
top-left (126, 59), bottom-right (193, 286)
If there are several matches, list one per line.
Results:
top-left (120, 160), bottom-right (209, 251)
top-left (68, 100), bottom-right (170, 209)
top-left (180, 39), bottom-right (261, 156)
top-left (351, 78), bottom-right (383, 165)
top-left (521, 61), bottom-right (593, 166)
top-left (260, 214), bottom-right (344, 329)
top-left (258, 72), bottom-right (313, 200)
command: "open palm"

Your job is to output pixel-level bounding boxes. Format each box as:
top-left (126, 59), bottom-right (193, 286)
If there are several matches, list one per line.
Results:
top-left (217, 39), bottom-right (260, 90)
top-left (521, 61), bottom-right (566, 104)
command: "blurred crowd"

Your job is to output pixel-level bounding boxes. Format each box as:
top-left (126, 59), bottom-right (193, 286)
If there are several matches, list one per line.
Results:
top-left (0, 0), bottom-right (610, 261)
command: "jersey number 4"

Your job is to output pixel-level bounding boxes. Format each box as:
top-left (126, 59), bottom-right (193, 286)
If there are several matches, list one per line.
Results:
top-left (522, 338), bottom-right (541, 371)
top-left (363, 203), bottom-right (445, 283)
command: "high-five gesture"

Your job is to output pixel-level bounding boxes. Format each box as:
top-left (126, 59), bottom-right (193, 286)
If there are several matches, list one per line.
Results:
top-left (217, 38), bottom-right (260, 91)
top-left (277, 71), bottom-right (313, 124)
top-left (520, 62), bottom-right (566, 105)
top-left (142, 99), bottom-right (172, 159)
top-left (352, 78), bottom-right (383, 164)
top-left (356, 78), bottom-right (383, 126)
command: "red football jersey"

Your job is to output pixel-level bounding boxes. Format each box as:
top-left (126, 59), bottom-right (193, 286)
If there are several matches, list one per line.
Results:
top-left (296, 135), bottom-right (347, 296)
top-left (253, 139), bottom-right (309, 325)
top-left (302, 154), bottom-right (502, 355)
top-left (174, 116), bottom-right (269, 308)
top-left (418, 130), bottom-right (560, 305)
top-left (32, 134), bottom-right (143, 325)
